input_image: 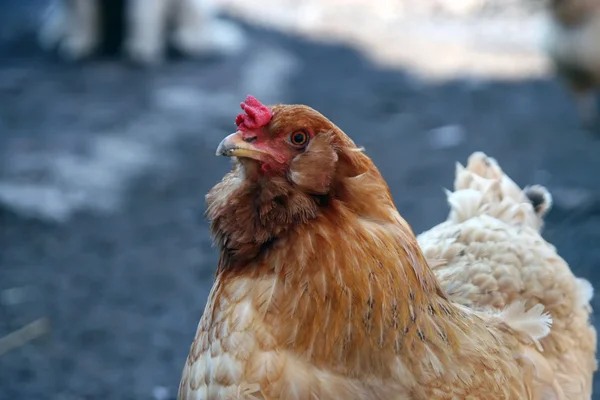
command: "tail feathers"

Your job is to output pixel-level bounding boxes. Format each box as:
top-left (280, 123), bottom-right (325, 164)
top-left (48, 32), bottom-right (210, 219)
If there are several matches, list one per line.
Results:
top-left (448, 152), bottom-right (552, 230)
top-left (454, 152), bottom-right (525, 203)
top-left (445, 187), bottom-right (543, 229)
top-left (445, 188), bottom-right (486, 223)
top-left (523, 185), bottom-right (553, 219)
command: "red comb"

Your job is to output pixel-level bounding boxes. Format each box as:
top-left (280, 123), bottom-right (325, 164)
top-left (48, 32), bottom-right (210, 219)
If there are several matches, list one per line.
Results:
top-left (235, 95), bottom-right (272, 131)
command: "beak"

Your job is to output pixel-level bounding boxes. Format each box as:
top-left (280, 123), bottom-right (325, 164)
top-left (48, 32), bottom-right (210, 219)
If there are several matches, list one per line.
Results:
top-left (215, 131), bottom-right (267, 161)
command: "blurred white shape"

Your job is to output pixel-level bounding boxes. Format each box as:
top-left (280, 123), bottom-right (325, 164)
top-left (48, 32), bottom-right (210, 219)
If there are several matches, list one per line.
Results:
top-left (152, 86), bottom-right (240, 131)
top-left (438, 0), bottom-right (484, 17)
top-left (552, 187), bottom-right (592, 210)
top-left (124, 0), bottom-right (175, 65)
top-left (0, 318), bottom-right (50, 357)
top-left (152, 386), bottom-right (169, 400)
top-left (38, 0), bottom-right (100, 61)
top-left (0, 135), bottom-right (156, 222)
top-left (427, 124), bottom-right (466, 149)
top-left (173, 18), bottom-right (247, 57)
top-left (40, 0), bottom-right (247, 64)
top-left (0, 183), bottom-right (82, 223)
top-left (1, 286), bottom-right (35, 306)
top-left (296, 2), bottom-right (323, 29)
top-left (240, 47), bottom-right (300, 104)
top-left (154, 46), bottom-right (300, 116)
top-left (374, 0), bottom-right (401, 21)
top-left (154, 86), bottom-right (208, 112)
top-left (37, 0), bottom-right (65, 51)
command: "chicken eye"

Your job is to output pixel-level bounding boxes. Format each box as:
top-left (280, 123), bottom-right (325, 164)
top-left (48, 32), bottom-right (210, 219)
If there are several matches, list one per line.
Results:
top-left (290, 130), bottom-right (308, 146)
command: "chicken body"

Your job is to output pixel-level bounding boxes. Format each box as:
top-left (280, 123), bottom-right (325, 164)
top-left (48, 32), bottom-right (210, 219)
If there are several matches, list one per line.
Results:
top-left (418, 152), bottom-right (597, 399)
top-left (541, 0), bottom-right (600, 125)
top-left (179, 98), bottom-right (556, 399)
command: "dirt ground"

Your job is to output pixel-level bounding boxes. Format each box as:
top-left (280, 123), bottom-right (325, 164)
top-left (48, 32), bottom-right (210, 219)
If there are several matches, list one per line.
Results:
top-left (1, 1), bottom-right (600, 399)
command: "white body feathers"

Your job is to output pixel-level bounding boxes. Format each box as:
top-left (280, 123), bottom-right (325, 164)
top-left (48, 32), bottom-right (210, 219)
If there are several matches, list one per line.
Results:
top-left (419, 151), bottom-right (598, 399)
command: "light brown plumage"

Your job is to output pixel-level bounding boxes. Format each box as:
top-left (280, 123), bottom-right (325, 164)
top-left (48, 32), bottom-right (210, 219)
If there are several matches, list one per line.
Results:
top-left (178, 98), bottom-right (556, 399)
top-left (418, 151), bottom-right (598, 399)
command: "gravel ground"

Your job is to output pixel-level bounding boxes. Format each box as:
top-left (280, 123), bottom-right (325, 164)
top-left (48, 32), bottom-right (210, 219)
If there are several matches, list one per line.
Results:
top-left (1, 1), bottom-right (600, 399)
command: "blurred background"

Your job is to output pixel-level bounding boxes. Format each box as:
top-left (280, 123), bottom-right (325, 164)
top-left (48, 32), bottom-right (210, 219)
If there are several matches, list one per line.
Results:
top-left (1, 0), bottom-right (599, 399)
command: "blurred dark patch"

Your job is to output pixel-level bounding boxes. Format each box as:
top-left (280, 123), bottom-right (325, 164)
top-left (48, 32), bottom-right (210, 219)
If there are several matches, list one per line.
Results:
top-left (99, 0), bottom-right (126, 56)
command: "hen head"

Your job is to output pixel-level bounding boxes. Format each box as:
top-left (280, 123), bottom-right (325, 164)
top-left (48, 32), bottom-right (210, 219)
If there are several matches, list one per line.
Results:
top-left (209, 95), bottom-right (381, 265)
top-left (216, 95), bottom-right (367, 195)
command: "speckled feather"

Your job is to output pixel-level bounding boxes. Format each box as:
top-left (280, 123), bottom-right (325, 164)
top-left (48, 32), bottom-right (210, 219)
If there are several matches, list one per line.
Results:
top-left (179, 104), bottom-right (556, 400)
top-left (418, 151), bottom-right (598, 400)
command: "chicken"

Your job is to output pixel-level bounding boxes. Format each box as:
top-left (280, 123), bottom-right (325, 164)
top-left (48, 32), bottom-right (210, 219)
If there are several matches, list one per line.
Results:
top-left (541, 0), bottom-right (600, 127)
top-left (38, 0), bottom-right (245, 64)
top-left (418, 151), bottom-right (597, 399)
top-left (178, 95), bottom-right (559, 400)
